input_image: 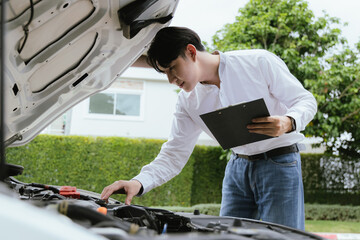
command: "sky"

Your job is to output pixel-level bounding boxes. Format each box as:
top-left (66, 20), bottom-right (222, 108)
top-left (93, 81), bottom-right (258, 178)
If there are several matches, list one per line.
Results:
top-left (170, 0), bottom-right (360, 48)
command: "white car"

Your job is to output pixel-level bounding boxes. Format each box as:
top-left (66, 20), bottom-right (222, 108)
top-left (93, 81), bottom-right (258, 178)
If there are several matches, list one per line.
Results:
top-left (1, 1), bottom-right (325, 239)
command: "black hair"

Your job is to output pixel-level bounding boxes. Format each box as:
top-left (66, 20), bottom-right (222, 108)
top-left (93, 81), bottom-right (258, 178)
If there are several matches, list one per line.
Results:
top-left (147, 27), bottom-right (205, 72)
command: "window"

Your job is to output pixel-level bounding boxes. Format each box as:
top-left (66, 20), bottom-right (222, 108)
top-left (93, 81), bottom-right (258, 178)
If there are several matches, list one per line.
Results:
top-left (87, 80), bottom-right (144, 120)
top-left (89, 93), bottom-right (114, 115)
top-left (89, 93), bottom-right (141, 116)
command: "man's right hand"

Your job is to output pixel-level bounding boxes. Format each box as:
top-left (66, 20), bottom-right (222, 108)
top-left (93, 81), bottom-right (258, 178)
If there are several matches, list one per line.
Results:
top-left (100, 180), bottom-right (142, 205)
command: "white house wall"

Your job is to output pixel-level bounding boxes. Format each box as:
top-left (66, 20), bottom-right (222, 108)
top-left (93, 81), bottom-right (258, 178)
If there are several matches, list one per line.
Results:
top-left (67, 67), bottom-right (218, 145)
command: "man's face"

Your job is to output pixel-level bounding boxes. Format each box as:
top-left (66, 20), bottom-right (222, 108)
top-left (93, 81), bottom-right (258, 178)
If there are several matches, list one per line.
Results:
top-left (159, 52), bottom-right (199, 92)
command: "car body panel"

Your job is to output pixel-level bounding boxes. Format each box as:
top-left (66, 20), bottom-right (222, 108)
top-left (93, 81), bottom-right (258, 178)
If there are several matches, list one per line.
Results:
top-left (4, 0), bottom-right (178, 147)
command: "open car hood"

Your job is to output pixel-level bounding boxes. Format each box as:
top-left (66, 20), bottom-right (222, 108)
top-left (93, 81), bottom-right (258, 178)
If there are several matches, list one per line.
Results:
top-left (3, 0), bottom-right (178, 147)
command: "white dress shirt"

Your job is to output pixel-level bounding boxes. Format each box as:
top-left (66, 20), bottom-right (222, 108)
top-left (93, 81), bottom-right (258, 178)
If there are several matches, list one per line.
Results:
top-left (134, 49), bottom-right (317, 195)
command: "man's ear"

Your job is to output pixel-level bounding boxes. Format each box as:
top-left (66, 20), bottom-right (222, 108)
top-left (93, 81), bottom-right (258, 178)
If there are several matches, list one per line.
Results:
top-left (186, 44), bottom-right (197, 61)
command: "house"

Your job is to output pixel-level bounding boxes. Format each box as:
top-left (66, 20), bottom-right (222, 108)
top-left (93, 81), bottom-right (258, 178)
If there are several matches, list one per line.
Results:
top-left (42, 67), bottom-right (217, 146)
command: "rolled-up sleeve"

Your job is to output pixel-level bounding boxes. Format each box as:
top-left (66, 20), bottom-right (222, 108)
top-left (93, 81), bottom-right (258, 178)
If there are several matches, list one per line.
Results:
top-left (259, 51), bottom-right (317, 132)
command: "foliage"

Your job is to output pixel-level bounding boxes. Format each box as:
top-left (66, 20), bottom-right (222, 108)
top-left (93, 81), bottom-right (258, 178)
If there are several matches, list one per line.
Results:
top-left (190, 146), bottom-right (226, 205)
top-left (305, 45), bottom-right (360, 157)
top-left (301, 154), bottom-right (360, 205)
top-left (5, 135), bottom-right (359, 206)
top-left (209, 0), bottom-right (360, 156)
top-left (305, 204), bottom-right (360, 222)
top-left (6, 135), bottom-right (194, 206)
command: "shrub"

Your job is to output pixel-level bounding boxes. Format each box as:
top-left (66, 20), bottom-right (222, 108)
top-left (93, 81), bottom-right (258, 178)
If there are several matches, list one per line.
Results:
top-left (6, 135), bottom-right (193, 206)
top-left (305, 204), bottom-right (360, 221)
top-left (302, 154), bottom-right (360, 205)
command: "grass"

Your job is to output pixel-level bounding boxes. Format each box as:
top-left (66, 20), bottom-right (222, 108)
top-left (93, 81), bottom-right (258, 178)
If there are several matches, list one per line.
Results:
top-left (305, 220), bottom-right (360, 233)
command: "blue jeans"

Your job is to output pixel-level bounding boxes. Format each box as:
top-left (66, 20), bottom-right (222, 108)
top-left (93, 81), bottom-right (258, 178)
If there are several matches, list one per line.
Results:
top-left (220, 152), bottom-right (305, 230)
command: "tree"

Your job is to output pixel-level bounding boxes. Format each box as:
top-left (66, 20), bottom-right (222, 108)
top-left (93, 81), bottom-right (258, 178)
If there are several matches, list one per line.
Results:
top-left (306, 43), bottom-right (360, 156)
top-left (209, 0), bottom-right (360, 157)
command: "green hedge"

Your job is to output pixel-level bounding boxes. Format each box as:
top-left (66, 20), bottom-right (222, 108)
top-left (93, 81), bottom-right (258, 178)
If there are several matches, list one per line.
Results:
top-left (190, 146), bottom-right (226, 205)
top-left (6, 135), bottom-right (194, 206)
top-left (301, 154), bottom-right (360, 205)
top-left (151, 204), bottom-right (360, 222)
top-left (5, 135), bottom-right (360, 206)
top-left (304, 204), bottom-right (360, 221)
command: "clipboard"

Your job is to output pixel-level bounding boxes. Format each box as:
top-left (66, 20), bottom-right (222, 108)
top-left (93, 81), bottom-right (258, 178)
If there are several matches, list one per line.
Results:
top-left (200, 98), bottom-right (273, 149)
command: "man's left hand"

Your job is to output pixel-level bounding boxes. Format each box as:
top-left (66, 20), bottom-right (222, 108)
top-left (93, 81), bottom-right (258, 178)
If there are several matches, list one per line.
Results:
top-left (247, 116), bottom-right (292, 137)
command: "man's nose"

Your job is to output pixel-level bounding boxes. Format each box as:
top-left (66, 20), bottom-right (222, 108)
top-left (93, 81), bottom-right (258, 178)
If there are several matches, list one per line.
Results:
top-left (166, 71), bottom-right (176, 84)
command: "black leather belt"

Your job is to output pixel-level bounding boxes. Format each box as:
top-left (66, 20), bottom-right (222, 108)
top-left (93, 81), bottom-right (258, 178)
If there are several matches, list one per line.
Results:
top-left (235, 144), bottom-right (299, 161)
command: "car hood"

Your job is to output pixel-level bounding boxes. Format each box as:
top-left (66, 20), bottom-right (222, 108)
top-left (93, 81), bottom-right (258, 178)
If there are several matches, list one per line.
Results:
top-left (3, 0), bottom-right (178, 147)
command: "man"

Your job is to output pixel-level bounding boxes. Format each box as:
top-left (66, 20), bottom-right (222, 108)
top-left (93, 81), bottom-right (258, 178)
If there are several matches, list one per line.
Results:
top-left (101, 27), bottom-right (317, 230)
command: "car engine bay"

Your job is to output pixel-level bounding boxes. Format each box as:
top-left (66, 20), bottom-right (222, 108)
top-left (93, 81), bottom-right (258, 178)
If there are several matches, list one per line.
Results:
top-left (1, 164), bottom-right (325, 240)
